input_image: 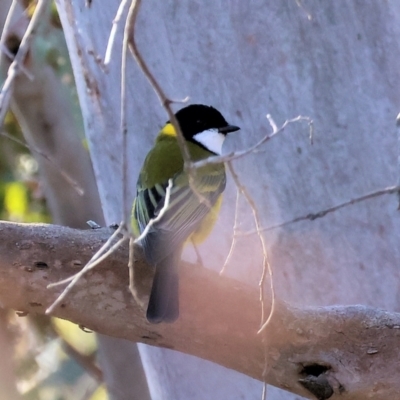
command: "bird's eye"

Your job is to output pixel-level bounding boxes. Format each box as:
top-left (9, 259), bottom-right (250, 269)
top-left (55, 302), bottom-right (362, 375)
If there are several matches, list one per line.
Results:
top-left (196, 120), bottom-right (207, 129)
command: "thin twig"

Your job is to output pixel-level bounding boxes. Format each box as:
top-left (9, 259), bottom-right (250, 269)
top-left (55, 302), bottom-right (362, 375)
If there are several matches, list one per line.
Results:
top-left (191, 116), bottom-right (313, 169)
top-left (125, 0), bottom-right (190, 162)
top-left (256, 181), bottom-right (400, 331)
top-left (0, 0), bottom-right (20, 67)
top-left (261, 382), bottom-right (267, 400)
top-left (227, 162), bottom-right (276, 333)
top-left (0, 0), bottom-right (50, 128)
top-left (0, 0), bottom-right (34, 81)
top-left (104, 0), bottom-right (130, 66)
top-left (260, 331), bottom-right (272, 396)
top-left (265, 113), bottom-right (278, 132)
top-left (220, 187), bottom-right (241, 275)
top-left (128, 236), bottom-right (136, 297)
top-left (0, 0), bottom-right (83, 195)
top-left (46, 234), bottom-right (128, 314)
top-left (46, 180), bottom-right (173, 313)
top-left (134, 179), bottom-right (173, 242)
top-left (129, 179), bottom-right (173, 303)
top-left (47, 223), bottom-right (125, 289)
top-left (0, 130), bottom-right (84, 195)
top-left (125, 0), bottom-right (210, 208)
top-left (121, 2), bottom-right (130, 224)
top-left (46, 224), bottom-right (127, 313)
top-left (241, 185), bottom-right (400, 236)
top-left (295, 0), bottom-right (313, 20)
top-left (0, 44), bottom-right (34, 80)
top-left (191, 240), bottom-right (204, 266)
top-left (396, 113), bottom-right (400, 209)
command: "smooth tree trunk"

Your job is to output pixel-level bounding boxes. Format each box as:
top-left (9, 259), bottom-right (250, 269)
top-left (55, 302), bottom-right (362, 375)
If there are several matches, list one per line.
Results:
top-left (0, 2), bottom-right (151, 399)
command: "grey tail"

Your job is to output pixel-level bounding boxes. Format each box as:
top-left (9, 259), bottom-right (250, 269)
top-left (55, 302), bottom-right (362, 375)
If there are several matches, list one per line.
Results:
top-left (146, 253), bottom-right (179, 324)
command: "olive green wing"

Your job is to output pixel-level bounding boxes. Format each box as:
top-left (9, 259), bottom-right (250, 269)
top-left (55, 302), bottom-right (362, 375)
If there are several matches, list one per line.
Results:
top-left (133, 167), bottom-right (226, 265)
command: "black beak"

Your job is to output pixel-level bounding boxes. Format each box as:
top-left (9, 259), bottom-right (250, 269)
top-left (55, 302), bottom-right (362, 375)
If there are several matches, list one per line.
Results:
top-left (218, 125), bottom-right (240, 134)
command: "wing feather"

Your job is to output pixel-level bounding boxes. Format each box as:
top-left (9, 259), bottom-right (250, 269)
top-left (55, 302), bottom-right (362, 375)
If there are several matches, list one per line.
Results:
top-left (134, 167), bottom-right (225, 265)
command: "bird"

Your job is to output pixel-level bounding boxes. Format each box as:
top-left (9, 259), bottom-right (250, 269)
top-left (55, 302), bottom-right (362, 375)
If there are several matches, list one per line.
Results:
top-left (132, 104), bottom-right (240, 323)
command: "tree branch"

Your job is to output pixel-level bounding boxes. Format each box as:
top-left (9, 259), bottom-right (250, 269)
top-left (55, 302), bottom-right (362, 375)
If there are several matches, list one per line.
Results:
top-left (241, 185), bottom-right (400, 235)
top-left (0, 221), bottom-right (399, 399)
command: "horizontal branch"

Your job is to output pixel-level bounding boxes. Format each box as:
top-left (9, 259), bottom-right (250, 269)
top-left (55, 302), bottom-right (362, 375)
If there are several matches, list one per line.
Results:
top-left (0, 221), bottom-right (399, 399)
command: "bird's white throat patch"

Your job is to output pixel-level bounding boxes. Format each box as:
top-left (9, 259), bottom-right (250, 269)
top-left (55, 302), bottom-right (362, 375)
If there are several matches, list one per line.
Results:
top-left (193, 129), bottom-right (225, 155)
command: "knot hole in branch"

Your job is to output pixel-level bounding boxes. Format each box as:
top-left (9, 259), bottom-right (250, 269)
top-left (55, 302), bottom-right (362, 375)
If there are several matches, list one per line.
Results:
top-left (298, 363), bottom-right (337, 400)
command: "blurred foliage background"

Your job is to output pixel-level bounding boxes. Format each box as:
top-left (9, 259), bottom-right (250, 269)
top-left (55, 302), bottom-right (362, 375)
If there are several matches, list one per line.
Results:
top-left (0, 1), bottom-right (106, 399)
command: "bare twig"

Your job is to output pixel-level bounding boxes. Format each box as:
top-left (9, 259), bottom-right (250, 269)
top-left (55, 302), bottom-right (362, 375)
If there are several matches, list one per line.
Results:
top-left (0, 0), bottom-right (50, 127)
top-left (0, 0), bottom-right (34, 80)
top-left (47, 180), bottom-right (174, 314)
top-left (0, 44), bottom-right (34, 80)
top-left (129, 179), bottom-right (173, 303)
top-left (265, 113), bottom-right (278, 132)
top-left (125, 0), bottom-right (190, 162)
top-left (47, 224), bottom-right (125, 290)
top-left (190, 115), bottom-right (313, 169)
top-left (190, 238), bottom-right (204, 266)
top-left (0, 0), bottom-right (18, 59)
top-left (104, 0), bottom-right (130, 66)
top-left (128, 235), bottom-right (136, 297)
top-left (295, 0), bottom-right (313, 20)
top-left (47, 234), bottom-right (129, 311)
top-left (0, 0), bottom-right (83, 195)
top-left (220, 187), bottom-right (241, 275)
top-left (126, 3), bottom-right (312, 216)
top-left (133, 180), bottom-right (173, 244)
top-left (0, 129), bottom-right (84, 195)
top-left (240, 185), bottom-right (400, 236)
top-left (121, 2), bottom-right (130, 224)
top-left (0, 0), bottom-right (24, 71)
top-left (396, 113), bottom-right (400, 209)
top-left (226, 162), bottom-right (276, 333)
top-left (261, 382), bottom-right (267, 400)
top-left (124, 0), bottom-right (212, 208)
top-left (46, 223), bottom-right (127, 313)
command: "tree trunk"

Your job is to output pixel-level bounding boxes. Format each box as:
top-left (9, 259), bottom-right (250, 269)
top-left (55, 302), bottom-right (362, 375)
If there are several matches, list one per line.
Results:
top-left (1, 2), bottom-right (151, 398)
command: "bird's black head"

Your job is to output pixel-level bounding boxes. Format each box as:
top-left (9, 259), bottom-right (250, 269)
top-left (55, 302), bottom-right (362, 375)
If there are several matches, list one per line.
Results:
top-left (172, 104), bottom-right (240, 140)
